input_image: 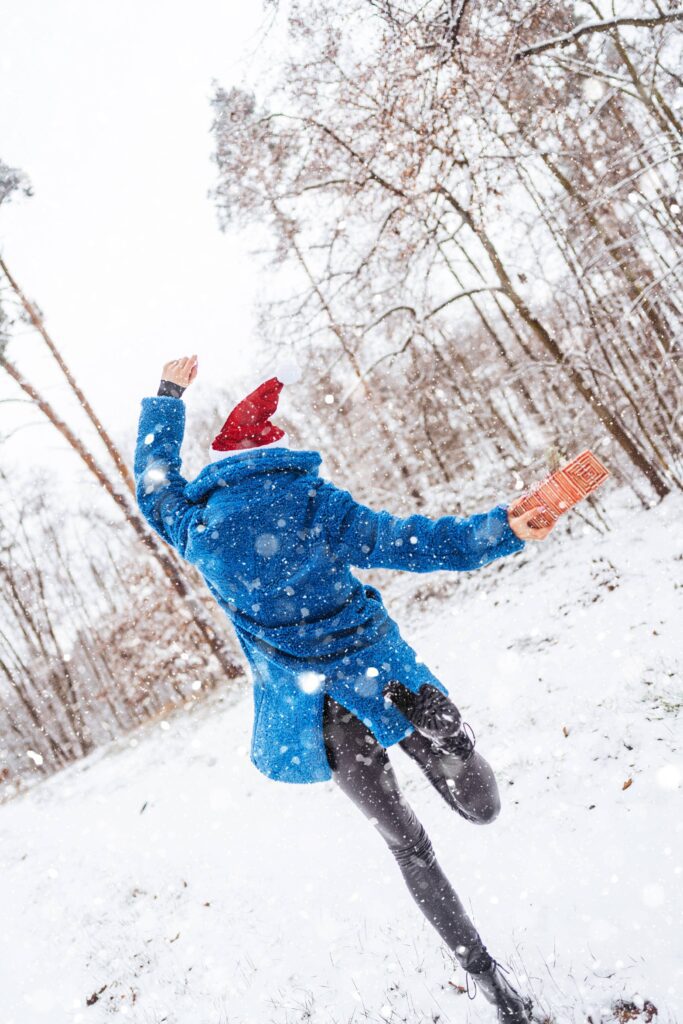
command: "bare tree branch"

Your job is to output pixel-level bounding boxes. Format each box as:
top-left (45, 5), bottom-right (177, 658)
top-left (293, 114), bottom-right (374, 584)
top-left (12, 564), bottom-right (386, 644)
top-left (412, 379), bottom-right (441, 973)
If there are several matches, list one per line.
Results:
top-left (515, 13), bottom-right (683, 61)
top-left (0, 256), bottom-right (136, 494)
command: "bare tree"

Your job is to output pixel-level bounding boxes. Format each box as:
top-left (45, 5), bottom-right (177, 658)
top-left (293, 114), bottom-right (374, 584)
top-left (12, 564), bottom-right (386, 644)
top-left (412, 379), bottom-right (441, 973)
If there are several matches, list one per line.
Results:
top-left (209, 0), bottom-right (680, 506)
top-left (0, 473), bottom-right (232, 794)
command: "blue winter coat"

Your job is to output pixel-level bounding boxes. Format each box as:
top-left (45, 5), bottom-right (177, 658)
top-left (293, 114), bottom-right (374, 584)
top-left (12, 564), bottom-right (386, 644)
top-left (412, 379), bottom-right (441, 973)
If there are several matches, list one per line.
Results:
top-left (134, 397), bottom-right (525, 784)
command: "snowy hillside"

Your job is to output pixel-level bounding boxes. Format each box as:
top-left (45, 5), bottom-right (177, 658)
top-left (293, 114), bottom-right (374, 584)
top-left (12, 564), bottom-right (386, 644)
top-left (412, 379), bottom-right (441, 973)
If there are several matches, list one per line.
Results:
top-left (0, 496), bottom-right (681, 1024)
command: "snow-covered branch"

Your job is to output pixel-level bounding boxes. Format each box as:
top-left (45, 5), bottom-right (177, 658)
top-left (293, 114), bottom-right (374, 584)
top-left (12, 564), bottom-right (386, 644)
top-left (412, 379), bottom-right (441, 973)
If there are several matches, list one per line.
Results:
top-left (515, 13), bottom-right (683, 61)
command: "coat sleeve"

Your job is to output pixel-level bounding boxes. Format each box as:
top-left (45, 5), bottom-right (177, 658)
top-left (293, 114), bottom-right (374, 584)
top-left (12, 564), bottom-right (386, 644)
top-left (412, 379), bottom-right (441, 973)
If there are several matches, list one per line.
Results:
top-left (321, 484), bottom-right (525, 573)
top-left (134, 396), bottom-right (195, 553)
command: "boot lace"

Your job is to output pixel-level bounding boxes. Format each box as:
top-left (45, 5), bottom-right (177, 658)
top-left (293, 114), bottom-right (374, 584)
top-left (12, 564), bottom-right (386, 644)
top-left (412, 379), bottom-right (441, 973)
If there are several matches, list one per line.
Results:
top-left (438, 720), bottom-right (476, 761)
top-left (465, 957), bottom-right (513, 999)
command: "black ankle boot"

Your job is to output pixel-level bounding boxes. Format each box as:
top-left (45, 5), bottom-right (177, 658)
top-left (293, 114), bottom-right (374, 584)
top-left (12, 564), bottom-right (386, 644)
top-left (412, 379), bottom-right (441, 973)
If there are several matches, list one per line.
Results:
top-left (383, 681), bottom-right (475, 761)
top-left (469, 960), bottom-right (534, 1024)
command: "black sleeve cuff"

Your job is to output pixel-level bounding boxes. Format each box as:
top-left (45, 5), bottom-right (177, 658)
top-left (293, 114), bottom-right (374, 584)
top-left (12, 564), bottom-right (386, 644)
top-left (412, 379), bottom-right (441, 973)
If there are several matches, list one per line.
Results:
top-left (157, 379), bottom-right (186, 399)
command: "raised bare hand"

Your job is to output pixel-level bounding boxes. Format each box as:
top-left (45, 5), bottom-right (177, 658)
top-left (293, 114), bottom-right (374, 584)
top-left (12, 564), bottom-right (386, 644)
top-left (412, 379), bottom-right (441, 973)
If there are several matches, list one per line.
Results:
top-left (161, 355), bottom-right (198, 389)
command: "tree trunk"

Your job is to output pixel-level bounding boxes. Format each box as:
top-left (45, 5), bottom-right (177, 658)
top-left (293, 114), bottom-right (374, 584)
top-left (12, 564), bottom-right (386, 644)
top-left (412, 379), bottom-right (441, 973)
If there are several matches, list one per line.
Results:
top-left (0, 354), bottom-right (242, 679)
top-left (0, 256), bottom-right (137, 494)
top-left (434, 185), bottom-right (671, 498)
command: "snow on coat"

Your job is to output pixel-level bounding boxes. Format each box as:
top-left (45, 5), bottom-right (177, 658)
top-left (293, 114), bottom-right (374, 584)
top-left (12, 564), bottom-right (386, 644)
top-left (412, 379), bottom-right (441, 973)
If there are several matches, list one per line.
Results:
top-left (134, 397), bottom-right (525, 784)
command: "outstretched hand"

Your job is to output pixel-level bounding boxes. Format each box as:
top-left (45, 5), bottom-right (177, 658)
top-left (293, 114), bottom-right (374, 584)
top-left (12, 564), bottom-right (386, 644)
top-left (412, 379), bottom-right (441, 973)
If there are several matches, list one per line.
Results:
top-left (508, 506), bottom-right (556, 542)
top-left (161, 355), bottom-right (198, 388)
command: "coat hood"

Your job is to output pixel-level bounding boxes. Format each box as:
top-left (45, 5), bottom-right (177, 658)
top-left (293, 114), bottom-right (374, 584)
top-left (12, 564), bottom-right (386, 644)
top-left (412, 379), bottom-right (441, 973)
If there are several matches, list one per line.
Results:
top-left (184, 448), bottom-right (322, 504)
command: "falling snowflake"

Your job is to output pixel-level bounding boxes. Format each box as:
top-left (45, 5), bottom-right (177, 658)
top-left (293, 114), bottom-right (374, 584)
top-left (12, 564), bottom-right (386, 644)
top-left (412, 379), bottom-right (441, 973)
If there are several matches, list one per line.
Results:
top-left (255, 533), bottom-right (279, 557)
top-left (583, 78), bottom-right (605, 102)
top-left (297, 671), bottom-right (325, 694)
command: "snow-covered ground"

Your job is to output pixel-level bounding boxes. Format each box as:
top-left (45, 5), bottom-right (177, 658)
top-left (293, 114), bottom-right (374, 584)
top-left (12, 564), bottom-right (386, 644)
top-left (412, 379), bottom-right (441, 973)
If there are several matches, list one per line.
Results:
top-left (1, 496), bottom-right (681, 1024)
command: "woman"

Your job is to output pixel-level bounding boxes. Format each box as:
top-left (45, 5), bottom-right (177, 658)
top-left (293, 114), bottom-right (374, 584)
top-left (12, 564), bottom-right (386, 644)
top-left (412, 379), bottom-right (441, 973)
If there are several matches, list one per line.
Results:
top-left (135, 355), bottom-right (555, 1023)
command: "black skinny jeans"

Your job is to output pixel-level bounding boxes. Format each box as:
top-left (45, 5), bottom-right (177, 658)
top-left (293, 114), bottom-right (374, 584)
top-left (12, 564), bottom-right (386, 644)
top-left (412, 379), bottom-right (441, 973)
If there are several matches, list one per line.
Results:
top-left (322, 694), bottom-right (500, 973)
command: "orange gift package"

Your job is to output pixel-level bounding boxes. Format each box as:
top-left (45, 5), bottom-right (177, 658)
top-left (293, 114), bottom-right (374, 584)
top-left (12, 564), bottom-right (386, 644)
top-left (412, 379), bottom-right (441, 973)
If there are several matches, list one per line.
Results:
top-left (509, 450), bottom-right (610, 529)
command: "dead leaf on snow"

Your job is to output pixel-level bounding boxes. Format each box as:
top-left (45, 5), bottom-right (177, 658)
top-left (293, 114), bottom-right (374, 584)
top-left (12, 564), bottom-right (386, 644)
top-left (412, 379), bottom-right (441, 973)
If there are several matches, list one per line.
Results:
top-left (86, 984), bottom-right (107, 1006)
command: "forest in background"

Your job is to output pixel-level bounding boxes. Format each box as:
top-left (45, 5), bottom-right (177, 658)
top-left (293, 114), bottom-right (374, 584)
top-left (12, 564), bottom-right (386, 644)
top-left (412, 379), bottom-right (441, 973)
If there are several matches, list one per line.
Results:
top-left (0, 0), bottom-right (680, 793)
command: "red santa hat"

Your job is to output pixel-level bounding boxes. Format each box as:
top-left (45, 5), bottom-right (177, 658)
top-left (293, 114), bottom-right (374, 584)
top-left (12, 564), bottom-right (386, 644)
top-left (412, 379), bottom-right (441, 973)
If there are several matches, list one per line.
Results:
top-left (211, 376), bottom-right (287, 454)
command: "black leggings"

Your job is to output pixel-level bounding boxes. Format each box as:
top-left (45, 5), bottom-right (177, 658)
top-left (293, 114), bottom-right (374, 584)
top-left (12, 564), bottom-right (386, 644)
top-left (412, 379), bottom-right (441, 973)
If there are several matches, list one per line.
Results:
top-left (322, 693), bottom-right (500, 973)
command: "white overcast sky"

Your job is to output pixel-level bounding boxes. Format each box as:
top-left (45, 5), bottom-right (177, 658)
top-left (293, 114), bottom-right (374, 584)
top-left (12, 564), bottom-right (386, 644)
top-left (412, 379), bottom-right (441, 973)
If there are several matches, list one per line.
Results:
top-left (0, 0), bottom-right (275, 468)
